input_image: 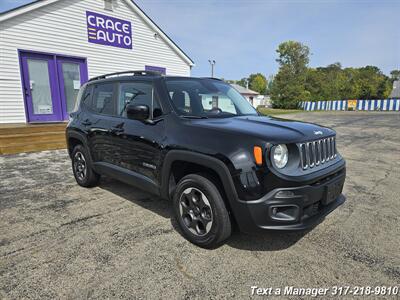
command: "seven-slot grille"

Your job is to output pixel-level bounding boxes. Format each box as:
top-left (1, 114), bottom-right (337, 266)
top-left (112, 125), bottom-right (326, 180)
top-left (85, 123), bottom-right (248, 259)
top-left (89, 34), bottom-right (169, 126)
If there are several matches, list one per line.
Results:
top-left (298, 136), bottom-right (337, 170)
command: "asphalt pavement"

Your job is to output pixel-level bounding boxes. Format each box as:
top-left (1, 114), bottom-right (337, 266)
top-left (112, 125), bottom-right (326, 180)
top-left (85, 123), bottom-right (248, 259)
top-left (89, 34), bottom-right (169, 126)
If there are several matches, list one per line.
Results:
top-left (1, 111), bottom-right (399, 299)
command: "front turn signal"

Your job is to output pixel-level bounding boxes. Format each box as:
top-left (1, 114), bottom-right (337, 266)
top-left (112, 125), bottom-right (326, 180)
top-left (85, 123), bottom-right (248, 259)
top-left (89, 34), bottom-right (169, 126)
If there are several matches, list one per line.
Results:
top-left (253, 146), bottom-right (263, 165)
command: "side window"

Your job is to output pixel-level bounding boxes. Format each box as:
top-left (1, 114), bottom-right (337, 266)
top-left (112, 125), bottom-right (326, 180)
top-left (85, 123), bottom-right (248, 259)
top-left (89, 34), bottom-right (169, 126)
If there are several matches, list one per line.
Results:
top-left (91, 83), bottom-right (115, 115)
top-left (82, 86), bottom-right (92, 105)
top-left (73, 85), bottom-right (91, 112)
top-left (118, 82), bottom-right (162, 119)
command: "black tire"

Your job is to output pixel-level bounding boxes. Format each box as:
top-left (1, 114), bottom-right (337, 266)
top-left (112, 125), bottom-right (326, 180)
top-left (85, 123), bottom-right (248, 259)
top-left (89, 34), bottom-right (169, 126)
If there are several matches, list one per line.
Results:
top-left (71, 144), bottom-right (100, 187)
top-left (173, 174), bottom-right (231, 248)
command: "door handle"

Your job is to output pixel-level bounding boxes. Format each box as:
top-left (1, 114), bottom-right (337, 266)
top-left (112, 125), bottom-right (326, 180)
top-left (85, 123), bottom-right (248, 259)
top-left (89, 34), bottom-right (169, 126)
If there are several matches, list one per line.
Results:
top-left (110, 127), bottom-right (124, 135)
top-left (82, 119), bottom-right (92, 126)
top-left (110, 122), bottom-right (125, 135)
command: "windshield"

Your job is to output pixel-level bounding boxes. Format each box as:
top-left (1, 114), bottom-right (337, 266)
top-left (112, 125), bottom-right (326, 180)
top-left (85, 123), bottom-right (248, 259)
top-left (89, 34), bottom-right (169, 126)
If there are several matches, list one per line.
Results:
top-left (165, 78), bottom-right (258, 118)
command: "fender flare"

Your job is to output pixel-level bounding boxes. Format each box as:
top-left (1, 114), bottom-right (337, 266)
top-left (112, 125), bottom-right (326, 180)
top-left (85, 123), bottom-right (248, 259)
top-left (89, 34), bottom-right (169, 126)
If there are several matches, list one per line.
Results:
top-left (66, 130), bottom-right (91, 160)
top-left (160, 150), bottom-right (239, 204)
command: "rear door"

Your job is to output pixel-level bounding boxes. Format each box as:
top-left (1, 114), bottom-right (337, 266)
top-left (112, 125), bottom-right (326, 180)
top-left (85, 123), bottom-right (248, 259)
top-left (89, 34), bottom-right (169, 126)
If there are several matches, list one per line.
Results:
top-left (85, 82), bottom-right (123, 165)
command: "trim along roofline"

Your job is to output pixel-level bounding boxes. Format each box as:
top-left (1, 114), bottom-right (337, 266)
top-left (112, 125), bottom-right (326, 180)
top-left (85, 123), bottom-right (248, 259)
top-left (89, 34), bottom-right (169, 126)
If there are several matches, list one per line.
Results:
top-left (0, 0), bottom-right (195, 67)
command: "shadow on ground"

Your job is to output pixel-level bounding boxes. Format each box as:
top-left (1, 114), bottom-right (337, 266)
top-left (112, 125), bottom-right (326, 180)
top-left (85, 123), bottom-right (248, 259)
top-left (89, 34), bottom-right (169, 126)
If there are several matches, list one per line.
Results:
top-left (98, 177), bottom-right (310, 252)
top-left (226, 230), bottom-right (310, 251)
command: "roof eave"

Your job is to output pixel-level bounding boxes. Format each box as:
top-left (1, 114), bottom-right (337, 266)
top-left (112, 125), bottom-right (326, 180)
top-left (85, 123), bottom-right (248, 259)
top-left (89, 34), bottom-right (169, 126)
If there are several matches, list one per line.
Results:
top-left (0, 0), bottom-right (59, 22)
top-left (0, 0), bottom-right (195, 67)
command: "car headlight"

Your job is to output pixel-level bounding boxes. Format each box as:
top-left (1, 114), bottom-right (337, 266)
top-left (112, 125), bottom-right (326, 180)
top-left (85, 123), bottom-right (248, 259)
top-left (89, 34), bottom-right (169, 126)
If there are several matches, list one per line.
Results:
top-left (272, 144), bottom-right (288, 169)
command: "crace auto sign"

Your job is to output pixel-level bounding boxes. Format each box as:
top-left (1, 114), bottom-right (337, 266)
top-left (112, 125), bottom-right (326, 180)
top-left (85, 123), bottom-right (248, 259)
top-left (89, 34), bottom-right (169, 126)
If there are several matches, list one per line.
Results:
top-left (86, 11), bottom-right (132, 49)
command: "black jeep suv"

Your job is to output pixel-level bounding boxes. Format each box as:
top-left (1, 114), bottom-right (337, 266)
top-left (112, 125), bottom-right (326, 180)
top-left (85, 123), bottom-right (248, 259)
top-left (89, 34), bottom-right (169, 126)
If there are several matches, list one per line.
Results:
top-left (66, 70), bottom-right (346, 248)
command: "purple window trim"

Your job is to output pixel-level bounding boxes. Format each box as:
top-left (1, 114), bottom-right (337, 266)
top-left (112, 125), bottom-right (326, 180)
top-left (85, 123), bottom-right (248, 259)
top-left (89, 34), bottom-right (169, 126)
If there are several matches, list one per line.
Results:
top-left (145, 65), bottom-right (166, 75)
top-left (56, 57), bottom-right (89, 120)
top-left (19, 52), bottom-right (62, 122)
top-left (18, 49), bottom-right (89, 123)
top-left (18, 51), bottom-right (29, 123)
top-left (86, 11), bottom-right (133, 49)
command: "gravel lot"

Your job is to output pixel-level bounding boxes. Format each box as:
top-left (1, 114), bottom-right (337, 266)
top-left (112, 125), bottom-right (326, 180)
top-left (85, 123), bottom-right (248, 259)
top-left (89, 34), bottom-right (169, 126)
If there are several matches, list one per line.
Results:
top-left (1, 112), bottom-right (399, 299)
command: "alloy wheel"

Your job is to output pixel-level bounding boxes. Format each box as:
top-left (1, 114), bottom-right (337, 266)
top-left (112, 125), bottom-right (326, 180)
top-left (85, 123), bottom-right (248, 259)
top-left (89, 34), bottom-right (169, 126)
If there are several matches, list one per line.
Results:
top-left (73, 151), bottom-right (87, 181)
top-left (179, 187), bottom-right (213, 236)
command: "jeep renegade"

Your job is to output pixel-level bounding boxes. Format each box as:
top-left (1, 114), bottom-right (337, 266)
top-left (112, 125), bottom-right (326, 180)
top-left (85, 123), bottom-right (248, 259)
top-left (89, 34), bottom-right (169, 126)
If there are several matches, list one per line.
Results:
top-left (66, 70), bottom-right (346, 248)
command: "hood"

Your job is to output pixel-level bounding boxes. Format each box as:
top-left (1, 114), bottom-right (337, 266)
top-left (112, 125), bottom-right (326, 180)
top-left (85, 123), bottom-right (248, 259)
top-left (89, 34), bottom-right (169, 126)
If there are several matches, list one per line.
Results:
top-left (190, 115), bottom-right (335, 143)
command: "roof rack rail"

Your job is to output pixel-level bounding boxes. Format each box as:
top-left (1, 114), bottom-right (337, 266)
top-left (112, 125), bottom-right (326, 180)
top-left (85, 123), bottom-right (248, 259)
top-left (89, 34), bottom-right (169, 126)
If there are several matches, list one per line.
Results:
top-left (88, 70), bottom-right (162, 82)
top-left (201, 77), bottom-right (223, 81)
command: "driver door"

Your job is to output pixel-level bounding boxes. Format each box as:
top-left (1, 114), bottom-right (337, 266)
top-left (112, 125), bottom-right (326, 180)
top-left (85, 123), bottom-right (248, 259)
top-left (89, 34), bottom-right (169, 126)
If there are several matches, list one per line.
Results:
top-left (113, 80), bottom-right (165, 185)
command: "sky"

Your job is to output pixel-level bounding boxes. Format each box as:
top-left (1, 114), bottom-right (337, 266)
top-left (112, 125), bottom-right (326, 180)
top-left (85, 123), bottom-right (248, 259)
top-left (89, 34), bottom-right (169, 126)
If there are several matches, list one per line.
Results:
top-left (1, 0), bottom-right (399, 79)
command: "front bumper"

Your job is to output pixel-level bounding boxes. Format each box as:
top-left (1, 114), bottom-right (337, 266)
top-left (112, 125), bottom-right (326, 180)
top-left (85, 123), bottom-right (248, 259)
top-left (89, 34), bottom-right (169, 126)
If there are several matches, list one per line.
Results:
top-left (234, 167), bottom-right (346, 233)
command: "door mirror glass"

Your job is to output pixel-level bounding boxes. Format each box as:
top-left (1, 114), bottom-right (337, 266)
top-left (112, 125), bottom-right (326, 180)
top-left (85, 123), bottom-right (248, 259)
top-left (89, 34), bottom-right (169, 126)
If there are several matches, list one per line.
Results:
top-left (126, 104), bottom-right (149, 121)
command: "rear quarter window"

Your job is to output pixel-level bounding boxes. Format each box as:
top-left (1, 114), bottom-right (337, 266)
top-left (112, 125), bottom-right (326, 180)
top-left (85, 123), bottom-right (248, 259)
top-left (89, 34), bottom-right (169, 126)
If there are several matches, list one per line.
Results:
top-left (73, 85), bottom-right (91, 112)
top-left (91, 83), bottom-right (116, 115)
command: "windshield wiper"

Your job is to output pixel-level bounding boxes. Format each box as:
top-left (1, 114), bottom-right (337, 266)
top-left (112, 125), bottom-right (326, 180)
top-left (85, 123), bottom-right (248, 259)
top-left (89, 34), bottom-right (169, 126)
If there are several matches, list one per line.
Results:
top-left (180, 115), bottom-right (208, 119)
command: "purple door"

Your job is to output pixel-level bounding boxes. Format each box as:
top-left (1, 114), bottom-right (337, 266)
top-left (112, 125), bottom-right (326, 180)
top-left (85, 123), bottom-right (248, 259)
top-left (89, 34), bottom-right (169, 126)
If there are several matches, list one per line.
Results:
top-left (20, 52), bottom-right (62, 122)
top-left (20, 51), bottom-right (88, 122)
top-left (56, 57), bottom-right (88, 120)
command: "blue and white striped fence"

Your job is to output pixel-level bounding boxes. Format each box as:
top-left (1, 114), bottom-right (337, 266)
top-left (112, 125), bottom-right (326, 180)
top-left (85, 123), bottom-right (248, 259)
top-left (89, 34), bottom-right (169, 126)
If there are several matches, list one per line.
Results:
top-left (300, 99), bottom-right (400, 111)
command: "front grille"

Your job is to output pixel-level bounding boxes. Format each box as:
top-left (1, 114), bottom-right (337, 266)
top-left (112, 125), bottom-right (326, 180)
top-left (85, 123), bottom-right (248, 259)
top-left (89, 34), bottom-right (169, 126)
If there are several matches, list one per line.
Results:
top-left (298, 136), bottom-right (337, 170)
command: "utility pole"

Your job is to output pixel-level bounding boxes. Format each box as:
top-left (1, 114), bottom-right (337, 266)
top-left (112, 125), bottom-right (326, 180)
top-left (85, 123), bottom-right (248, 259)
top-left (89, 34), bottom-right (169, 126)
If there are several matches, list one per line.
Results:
top-left (208, 59), bottom-right (216, 77)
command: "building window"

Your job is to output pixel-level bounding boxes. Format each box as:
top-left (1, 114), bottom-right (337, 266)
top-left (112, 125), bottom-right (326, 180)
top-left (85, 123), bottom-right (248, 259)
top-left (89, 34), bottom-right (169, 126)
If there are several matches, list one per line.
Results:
top-left (104, 0), bottom-right (113, 11)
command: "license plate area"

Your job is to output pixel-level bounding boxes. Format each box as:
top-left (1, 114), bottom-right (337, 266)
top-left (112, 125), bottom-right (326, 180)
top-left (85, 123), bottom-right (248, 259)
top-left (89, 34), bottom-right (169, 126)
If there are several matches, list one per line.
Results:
top-left (323, 177), bottom-right (344, 205)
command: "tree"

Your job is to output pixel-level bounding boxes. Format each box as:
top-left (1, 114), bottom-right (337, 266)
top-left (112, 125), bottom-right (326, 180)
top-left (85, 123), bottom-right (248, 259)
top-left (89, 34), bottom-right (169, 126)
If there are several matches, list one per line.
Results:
top-left (235, 78), bottom-right (248, 88)
top-left (359, 66), bottom-right (391, 98)
top-left (270, 41), bottom-right (311, 108)
top-left (266, 75), bottom-right (274, 95)
top-left (248, 73), bottom-right (267, 94)
top-left (303, 64), bottom-right (392, 101)
top-left (275, 40), bottom-right (310, 74)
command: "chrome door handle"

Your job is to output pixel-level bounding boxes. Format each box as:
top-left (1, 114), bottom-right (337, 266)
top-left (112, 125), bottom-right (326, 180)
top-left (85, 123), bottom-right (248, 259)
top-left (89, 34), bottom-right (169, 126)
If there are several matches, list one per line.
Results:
top-left (82, 119), bottom-right (92, 126)
top-left (110, 127), bottom-right (124, 135)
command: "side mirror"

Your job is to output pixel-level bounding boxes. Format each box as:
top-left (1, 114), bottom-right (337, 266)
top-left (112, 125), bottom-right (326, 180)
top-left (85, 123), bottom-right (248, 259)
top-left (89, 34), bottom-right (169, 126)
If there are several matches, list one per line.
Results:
top-left (126, 104), bottom-right (149, 121)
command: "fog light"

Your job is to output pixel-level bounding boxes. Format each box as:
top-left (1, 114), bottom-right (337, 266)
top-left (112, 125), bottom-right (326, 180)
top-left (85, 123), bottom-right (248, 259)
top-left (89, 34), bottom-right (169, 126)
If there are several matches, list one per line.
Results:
top-left (269, 205), bottom-right (299, 221)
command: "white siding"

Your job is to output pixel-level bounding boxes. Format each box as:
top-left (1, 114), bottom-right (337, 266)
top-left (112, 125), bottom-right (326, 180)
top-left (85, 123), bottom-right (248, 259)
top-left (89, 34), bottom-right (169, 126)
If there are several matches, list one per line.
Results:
top-left (0, 0), bottom-right (191, 123)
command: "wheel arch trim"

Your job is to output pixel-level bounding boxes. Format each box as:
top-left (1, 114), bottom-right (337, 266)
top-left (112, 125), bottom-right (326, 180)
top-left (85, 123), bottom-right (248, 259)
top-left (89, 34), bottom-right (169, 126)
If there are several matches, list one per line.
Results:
top-left (160, 150), bottom-right (239, 204)
top-left (66, 130), bottom-right (90, 159)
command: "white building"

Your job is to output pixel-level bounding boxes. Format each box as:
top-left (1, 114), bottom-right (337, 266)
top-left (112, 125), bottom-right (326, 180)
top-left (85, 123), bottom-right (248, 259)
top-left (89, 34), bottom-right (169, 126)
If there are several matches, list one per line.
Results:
top-left (0, 0), bottom-right (194, 124)
top-left (230, 83), bottom-right (269, 108)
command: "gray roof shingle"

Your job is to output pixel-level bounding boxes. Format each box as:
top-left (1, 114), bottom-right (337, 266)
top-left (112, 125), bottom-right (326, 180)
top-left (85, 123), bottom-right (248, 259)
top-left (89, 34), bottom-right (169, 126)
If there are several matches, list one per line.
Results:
top-left (230, 84), bottom-right (259, 95)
